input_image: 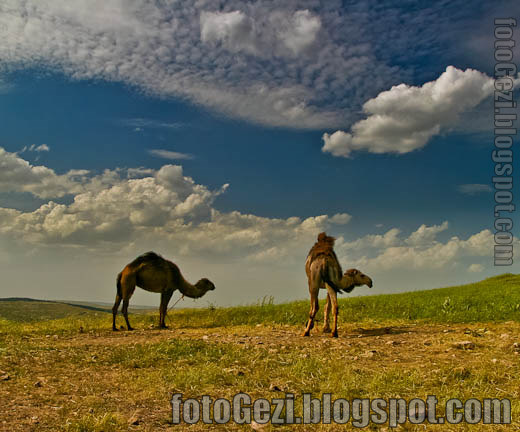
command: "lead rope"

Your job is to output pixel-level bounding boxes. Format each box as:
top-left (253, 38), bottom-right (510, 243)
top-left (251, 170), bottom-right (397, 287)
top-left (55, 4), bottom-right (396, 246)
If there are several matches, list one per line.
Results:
top-left (169, 293), bottom-right (185, 310)
top-left (165, 293), bottom-right (185, 324)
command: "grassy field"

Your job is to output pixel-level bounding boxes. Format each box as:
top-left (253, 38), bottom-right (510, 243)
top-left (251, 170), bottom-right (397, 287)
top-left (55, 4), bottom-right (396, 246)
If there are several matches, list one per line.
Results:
top-left (0, 274), bottom-right (519, 431)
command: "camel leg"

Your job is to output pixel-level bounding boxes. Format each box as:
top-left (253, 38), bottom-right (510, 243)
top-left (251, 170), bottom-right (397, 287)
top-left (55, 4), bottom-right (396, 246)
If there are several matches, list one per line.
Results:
top-left (326, 285), bottom-right (339, 338)
top-left (302, 282), bottom-right (320, 337)
top-left (112, 294), bottom-right (122, 331)
top-left (122, 298), bottom-right (134, 331)
top-left (322, 293), bottom-right (332, 333)
top-left (119, 274), bottom-right (136, 331)
top-left (159, 290), bottom-right (174, 329)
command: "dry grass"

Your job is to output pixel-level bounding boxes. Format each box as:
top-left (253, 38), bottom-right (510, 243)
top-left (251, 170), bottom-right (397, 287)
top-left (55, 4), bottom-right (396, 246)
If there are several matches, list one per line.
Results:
top-left (1, 320), bottom-right (519, 431)
top-left (1, 274), bottom-right (519, 430)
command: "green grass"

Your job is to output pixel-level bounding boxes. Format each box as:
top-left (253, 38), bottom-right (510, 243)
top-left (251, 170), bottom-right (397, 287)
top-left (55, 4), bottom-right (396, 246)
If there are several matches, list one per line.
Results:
top-left (65, 413), bottom-right (125, 432)
top-left (0, 273), bottom-right (518, 334)
top-left (337, 272), bottom-right (520, 322)
top-left (172, 273), bottom-right (520, 327)
top-left (155, 272), bottom-right (520, 327)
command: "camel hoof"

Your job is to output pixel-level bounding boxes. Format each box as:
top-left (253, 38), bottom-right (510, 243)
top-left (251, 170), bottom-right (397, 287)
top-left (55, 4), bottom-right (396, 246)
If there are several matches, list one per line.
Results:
top-left (112, 327), bottom-right (119, 332)
top-left (159, 325), bottom-right (169, 330)
top-left (331, 331), bottom-right (338, 338)
top-left (127, 327), bottom-right (134, 331)
top-left (302, 331), bottom-right (310, 337)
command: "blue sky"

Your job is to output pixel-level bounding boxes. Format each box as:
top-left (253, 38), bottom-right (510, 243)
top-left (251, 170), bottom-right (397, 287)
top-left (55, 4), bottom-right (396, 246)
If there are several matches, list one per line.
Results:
top-left (0, 0), bottom-right (518, 306)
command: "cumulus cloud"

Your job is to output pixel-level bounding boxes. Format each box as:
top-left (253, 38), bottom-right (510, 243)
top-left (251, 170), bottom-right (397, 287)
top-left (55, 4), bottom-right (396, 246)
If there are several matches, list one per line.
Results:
top-left (457, 184), bottom-right (492, 195)
top-left (329, 213), bottom-right (352, 225)
top-left (322, 67), bottom-right (494, 157)
top-left (334, 222), bottom-right (508, 272)
top-left (337, 228), bottom-right (401, 252)
top-left (149, 149), bottom-right (194, 160)
top-left (0, 168), bottom-right (220, 244)
top-left (0, 149), bottom-right (510, 301)
top-left (0, 147), bottom-right (84, 198)
top-left (405, 221), bottom-right (449, 246)
top-left (0, 150), bottom-right (348, 264)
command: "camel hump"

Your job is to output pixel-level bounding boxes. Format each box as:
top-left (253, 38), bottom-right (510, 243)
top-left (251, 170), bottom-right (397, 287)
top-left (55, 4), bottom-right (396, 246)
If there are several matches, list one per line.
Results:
top-left (307, 232), bottom-right (338, 263)
top-left (128, 251), bottom-right (164, 268)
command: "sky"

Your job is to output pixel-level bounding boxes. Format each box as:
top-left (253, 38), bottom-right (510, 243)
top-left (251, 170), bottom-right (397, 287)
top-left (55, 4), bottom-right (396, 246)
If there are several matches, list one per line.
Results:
top-left (0, 0), bottom-right (518, 307)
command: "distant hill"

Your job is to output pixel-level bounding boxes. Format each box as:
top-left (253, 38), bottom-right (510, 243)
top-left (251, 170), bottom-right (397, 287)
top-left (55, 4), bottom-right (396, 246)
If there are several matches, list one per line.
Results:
top-left (63, 300), bottom-right (155, 310)
top-left (0, 298), bottom-right (153, 323)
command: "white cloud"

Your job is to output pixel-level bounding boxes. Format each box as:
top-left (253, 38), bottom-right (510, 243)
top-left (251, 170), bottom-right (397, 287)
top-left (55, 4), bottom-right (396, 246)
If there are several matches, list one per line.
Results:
top-left (330, 213), bottom-right (351, 225)
top-left (21, 144), bottom-right (50, 153)
top-left (353, 230), bottom-right (493, 271)
top-left (405, 221), bottom-right (449, 246)
top-left (200, 10), bottom-right (258, 55)
top-left (0, 166), bottom-right (221, 245)
top-left (0, 150), bottom-right (346, 262)
top-left (0, 152), bottom-right (514, 303)
top-left (457, 184), bottom-right (492, 195)
top-left (337, 228), bottom-right (401, 252)
top-left (0, 147), bottom-right (194, 201)
top-left (0, 0), bottom-right (410, 129)
top-left (275, 10), bottom-right (321, 55)
top-left (200, 9), bottom-right (321, 57)
top-left (149, 149), bottom-right (194, 160)
top-left (121, 118), bottom-right (184, 130)
top-left (34, 144), bottom-right (50, 152)
top-left (468, 263), bottom-right (484, 273)
top-left (322, 67), bottom-right (494, 157)
top-left (126, 167), bottom-right (156, 178)
top-left (334, 222), bottom-right (509, 272)
top-left (0, 147), bottom-right (83, 198)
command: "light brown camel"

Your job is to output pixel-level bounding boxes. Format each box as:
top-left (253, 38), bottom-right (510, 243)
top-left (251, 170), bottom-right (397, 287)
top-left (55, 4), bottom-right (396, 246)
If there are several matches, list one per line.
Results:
top-left (303, 233), bottom-right (372, 338)
top-left (112, 252), bottom-right (215, 331)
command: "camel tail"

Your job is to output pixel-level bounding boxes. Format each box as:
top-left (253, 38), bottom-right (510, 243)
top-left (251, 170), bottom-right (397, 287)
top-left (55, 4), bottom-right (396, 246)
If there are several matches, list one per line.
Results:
top-left (116, 272), bottom-right (122, 297)
top-left (321, 266), bottom-right (341, 293)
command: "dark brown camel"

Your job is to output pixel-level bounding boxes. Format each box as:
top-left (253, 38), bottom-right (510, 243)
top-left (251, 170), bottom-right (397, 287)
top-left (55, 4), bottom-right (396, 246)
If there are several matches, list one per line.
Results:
top-left (112, 252), bottom-right (215, 330)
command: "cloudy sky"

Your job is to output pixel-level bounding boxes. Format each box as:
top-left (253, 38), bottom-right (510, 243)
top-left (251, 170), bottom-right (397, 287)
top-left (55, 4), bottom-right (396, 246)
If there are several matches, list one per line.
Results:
top-left (0, 0), bottom-right (518, 307)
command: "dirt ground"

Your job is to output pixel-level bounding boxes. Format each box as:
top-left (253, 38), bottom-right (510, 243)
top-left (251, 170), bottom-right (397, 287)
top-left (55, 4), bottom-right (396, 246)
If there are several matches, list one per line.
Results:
top-left (1, 322), bottom-right (519, 431)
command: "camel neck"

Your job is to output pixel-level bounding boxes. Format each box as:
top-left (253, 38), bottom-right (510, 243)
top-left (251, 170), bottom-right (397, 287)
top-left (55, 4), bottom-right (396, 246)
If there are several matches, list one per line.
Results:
top-left (340, 277), bottom-right (356, 293)
top-left (179, 278), bottom-right (205, 298)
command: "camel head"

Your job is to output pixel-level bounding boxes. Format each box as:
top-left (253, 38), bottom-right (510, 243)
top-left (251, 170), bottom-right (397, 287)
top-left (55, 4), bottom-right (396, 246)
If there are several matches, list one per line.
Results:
top-left (344, 269), bottom-right (373, 288)
top-left (195, 278), bottom-right (216, 293)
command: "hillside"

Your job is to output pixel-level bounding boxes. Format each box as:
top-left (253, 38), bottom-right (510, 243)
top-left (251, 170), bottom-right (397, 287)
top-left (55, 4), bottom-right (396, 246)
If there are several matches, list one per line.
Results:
top-left (166, 272), bottom-right (520, 328)
top-left (1, 273), bottom-right (518, 327)
top-left (0, 298), bottom-right (153, 323)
